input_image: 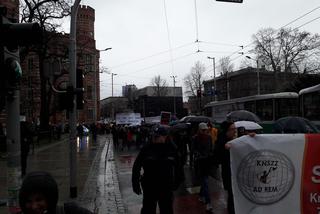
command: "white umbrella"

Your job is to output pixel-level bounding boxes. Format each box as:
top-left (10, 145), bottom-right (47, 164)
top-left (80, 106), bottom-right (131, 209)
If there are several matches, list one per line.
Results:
top-left (235, 121), bottom-right (262, 130)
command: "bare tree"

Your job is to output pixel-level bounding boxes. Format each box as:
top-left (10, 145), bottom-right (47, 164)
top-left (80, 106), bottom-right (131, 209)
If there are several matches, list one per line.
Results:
top-left (20, 0), bottom-right (72, 130)
top-left (184, 61), bottom-right (206, 97)
top-left (252, 27), bottom-right (320, 73)
top-left (150, 75), bottom-right (168, 96)
top-left (218, 56), bottom-right (234, 75)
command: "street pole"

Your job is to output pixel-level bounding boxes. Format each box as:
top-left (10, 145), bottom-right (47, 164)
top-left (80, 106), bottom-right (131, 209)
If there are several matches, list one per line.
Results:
top-left (207, 56), bottom-right (217, 101)
top-left (245, 56), bottom-right (260, 95)
top-left (111, 73), bottom-right (117, 121)
top-left (257, 60), bottom-right (260, 95)
top-left (170, 75), bottom-right (177, 116)
top-left (226, 71), bottom-right (230, 100)
top-left (69, 0), bottom-right (81, 198)
top-left (198, 78), bottom-right (202, 115)
top-left (6, 90), bottom-right (21, 213)
top-left (111, 73), bottom-right (117, 97)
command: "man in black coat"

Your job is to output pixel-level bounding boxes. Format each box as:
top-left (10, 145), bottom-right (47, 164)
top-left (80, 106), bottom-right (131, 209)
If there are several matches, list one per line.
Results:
top-left (21, 121), bottom-right (33, 177)
top-left (132, 125), bottom-right (183, 214)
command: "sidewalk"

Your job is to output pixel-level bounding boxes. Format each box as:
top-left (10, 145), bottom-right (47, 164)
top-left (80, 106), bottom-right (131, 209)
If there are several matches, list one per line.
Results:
top-left (78, 135), bottom-right (126, 214)
top-left (0, 134), bottom-right (108, 214)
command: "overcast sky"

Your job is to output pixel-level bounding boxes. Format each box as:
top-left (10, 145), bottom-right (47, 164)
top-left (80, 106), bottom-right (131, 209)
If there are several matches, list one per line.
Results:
top-left (78, 0), bottom-right (319, 99)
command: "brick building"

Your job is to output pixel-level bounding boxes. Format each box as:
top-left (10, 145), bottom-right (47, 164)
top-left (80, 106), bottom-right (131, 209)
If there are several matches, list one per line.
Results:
top-left (1, 3), bottom-right (100, 126)
top-left (0, 0), bottom-right (19, 21)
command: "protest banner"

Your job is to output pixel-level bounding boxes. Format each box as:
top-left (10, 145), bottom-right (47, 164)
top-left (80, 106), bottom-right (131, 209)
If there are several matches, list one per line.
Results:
top-left (116, 113), bottom-right (142, 125)
top-left (229, 134), bottom-right (320, 214)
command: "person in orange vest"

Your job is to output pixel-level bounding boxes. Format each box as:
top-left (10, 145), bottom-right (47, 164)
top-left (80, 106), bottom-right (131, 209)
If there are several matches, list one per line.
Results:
top-left (207, 122), bottom-right (218, 145)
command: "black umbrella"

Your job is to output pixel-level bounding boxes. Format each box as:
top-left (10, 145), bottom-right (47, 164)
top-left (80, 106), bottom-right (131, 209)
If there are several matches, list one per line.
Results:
top-left (184, 116), bottom-right (213, 123)
top-left (274, 117), bottom-right (319, 134)
top-left (227, 110), bottom-right (261, 122)
top-left (170, 123), bottom-right (190, 134)
top-left (179, 116), bottom-right (195, 123)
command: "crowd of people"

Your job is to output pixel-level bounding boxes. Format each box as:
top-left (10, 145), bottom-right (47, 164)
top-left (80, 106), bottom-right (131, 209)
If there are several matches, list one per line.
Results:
top-left (117, 120), bottom-right (257, 214)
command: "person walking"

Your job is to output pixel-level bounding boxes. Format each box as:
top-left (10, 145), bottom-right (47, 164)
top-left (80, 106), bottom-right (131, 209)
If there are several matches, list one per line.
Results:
top-left (132, 125), bottom-right (183, 214)
top-left (19, 171), bottom-right (93, 214)
top-left (193, 122), bottom-right (214, 213)
top-left (214, 121), bottom-right (237, 214)
top-left (21, 121), bottom-right (33, 177)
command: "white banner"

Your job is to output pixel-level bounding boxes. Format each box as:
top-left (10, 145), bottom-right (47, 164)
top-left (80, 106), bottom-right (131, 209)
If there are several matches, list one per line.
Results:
top-left (229, 134), bottom-right (320, 214)
top-left (116, 113), bottom-right (142, 125)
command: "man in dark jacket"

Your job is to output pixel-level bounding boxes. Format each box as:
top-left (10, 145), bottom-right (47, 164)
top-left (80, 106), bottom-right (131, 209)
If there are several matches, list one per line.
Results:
top-left (132, 125), bottom-right (182, 214)
top-left (19, 171), bottom-right (92, 214)
top-left (21, 121), bottom-right (34, 177)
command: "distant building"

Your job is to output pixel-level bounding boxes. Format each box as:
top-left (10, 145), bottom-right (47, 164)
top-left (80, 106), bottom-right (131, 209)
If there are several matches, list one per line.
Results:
top-left (133, 86), bottom-right (185, 118)
top-left (100, 97), bottom-right (130, 119)
top-left (135, 86), bottom-right (183, 97)
top-left (203, 67), bottom-right (302, 103)
top-left (185, 67), bottom-right (315, 114)
top-left (122, 84), bottom-right (137, 97)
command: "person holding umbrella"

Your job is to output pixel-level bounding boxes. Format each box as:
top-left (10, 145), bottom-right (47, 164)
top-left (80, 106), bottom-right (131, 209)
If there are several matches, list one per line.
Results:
top-left (193, 123), bottom-right (214, 213)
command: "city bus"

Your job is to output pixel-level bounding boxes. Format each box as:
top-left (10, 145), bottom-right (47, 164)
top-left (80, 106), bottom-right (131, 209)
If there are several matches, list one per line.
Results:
top-left (299, 84), bottom-right (320, 129)
top-left (204, 92), bottom-right (299, 132)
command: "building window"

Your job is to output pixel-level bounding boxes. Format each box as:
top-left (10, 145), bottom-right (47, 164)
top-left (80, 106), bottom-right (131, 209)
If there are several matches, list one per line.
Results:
top-left (87, 109), bottom-right (94, 120)
top-left (87, 85), bottom-right (93, 100)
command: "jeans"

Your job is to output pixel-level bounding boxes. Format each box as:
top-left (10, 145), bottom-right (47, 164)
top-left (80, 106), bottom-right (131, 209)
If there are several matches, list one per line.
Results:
top-left (199, 176), bottom-right (211, 204)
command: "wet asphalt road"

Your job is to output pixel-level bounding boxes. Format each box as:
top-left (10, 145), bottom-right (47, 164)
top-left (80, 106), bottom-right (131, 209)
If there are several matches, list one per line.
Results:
top-left (114, 146), bottom-right (229, 214)
top-left (1, 135), bottom-right (230, 214)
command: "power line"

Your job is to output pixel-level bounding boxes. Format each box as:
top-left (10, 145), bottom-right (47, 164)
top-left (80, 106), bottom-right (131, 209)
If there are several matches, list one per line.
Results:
top-left (295, 15), bottom-right (320, 29)
top-left (127, 51), bottom-right (197, 75)
top-left (199, 41), bottom-right (242, 47)
top-left (163, 0), bottom-right (175, 75)
top-left (282, 6), bottom-right (320, 28)
top-left (229, 5), bottom-right (320, 56)
top-left (109, 42), bottom-right (194, 69)
top-left (194, 0), bottom-right (200, 50)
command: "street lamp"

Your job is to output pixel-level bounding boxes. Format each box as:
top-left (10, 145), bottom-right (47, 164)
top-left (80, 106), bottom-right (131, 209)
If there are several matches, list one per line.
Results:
top-left (111, 73), bottom-right (117, 97)
top-left (207, 56), bottom-right (217, 101)
top-left (245, 56), bottom-right (260, 95)
top-left (98, 47), bottom-right (112, 52)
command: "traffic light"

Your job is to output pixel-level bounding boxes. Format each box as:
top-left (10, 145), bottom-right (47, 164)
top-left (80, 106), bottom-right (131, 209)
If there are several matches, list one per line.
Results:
top-left (197, 89), bottom-right (201, 97)
top-left (0, 6), bottom-right (41, 108)
top-left (76, 69), bottom-right (84, 109)
top-left (57, 86), bottom-right (75, 111)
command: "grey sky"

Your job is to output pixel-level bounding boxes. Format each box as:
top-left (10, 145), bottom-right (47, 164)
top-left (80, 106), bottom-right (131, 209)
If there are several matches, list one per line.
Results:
top-left (80, 0), bottom-right (319, 99)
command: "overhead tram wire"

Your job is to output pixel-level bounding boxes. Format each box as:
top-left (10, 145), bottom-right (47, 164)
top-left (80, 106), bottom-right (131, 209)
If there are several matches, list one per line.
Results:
top-left (194, 0), bottom-right (200, 51)
top-left (119, 51), bottom-right (197, 76)
top-left (282, 6), bottom-right (320, 28)
top-left (109, 41), bottom-right (195, 70)
top-left (295, 15), bottom-right (320, 29)
top-left (199, 41), bottom-right (243, 47)
top-left (163, 0), bottom-right (175, 75)
top-left (223, 5), bottom-right (320, 59)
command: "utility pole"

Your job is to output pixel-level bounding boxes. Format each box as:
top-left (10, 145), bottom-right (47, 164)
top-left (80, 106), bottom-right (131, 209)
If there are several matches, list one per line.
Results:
top-left (198, 77), bottom-right (202, 115)
top-left (111, 73), bottom-right (117, 97)
top-left (111, 73), bottom-right (117, 121)
top-left (69, 0), bottom-right (81, 198)
top-left (170, 75), bottom-right (177, 116)
top-left (207, 56), bottom-right (217, 101)
top-left (245, 56), bottom-right (260, 95)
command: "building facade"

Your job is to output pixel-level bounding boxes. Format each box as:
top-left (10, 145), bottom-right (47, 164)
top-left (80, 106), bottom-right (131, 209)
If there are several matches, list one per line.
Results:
top-left (21, 5), bottom-right (100, 125)
top-left (133, 86), bottom-right (185, 118)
